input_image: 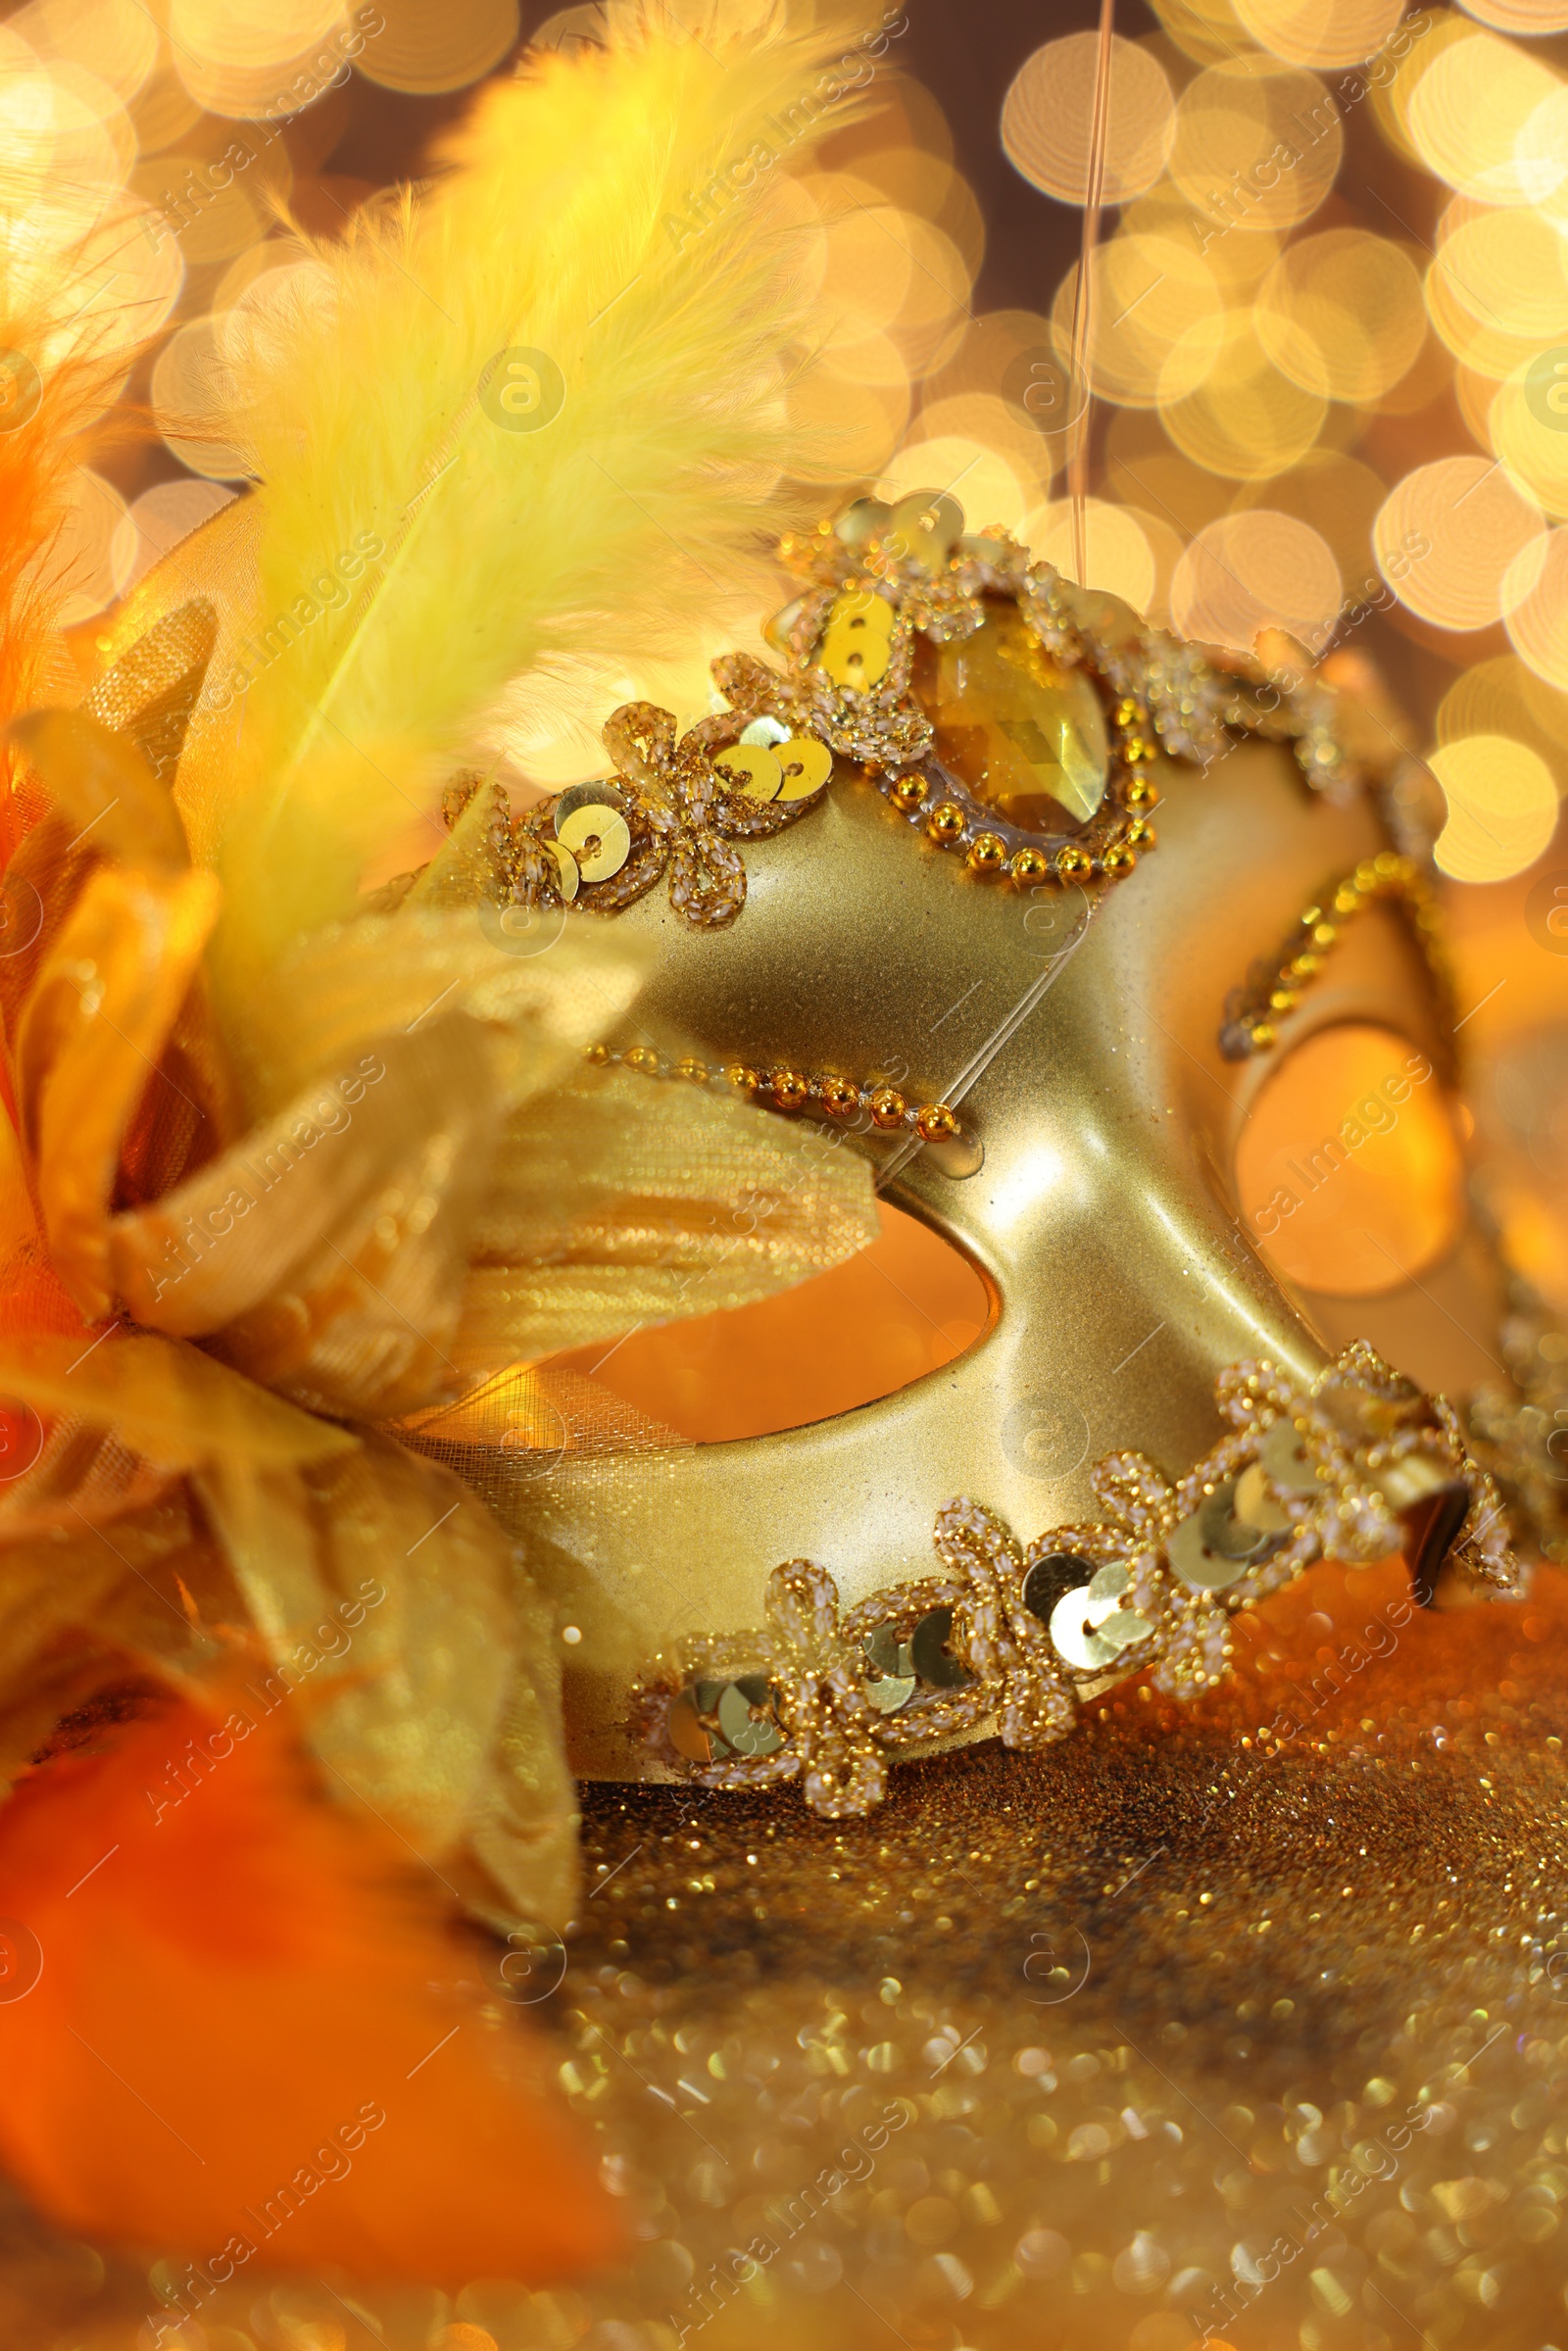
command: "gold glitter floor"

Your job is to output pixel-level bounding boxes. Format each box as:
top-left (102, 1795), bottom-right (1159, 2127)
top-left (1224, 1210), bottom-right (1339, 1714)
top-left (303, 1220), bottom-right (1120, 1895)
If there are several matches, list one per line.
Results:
top-left (8, 1560), bottom-right (1568, 2351)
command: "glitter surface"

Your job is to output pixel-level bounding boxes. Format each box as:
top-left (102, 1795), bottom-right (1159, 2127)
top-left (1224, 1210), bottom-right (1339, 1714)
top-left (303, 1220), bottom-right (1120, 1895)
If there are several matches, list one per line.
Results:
top-left (545, 1562), bottom-right (1568, 2350)
top-left (6, 1560), bottom-right (1566, 2349)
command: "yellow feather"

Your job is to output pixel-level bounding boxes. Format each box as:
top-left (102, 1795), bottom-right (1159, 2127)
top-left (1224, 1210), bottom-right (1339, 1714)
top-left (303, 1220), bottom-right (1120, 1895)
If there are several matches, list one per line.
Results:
top-left (210, 0), bottom-right (878, 989)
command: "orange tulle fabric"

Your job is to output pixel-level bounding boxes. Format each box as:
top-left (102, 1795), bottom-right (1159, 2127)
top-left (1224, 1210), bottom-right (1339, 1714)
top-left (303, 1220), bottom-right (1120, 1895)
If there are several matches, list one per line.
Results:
top-left (0, 1680), bottom-right (621, 2287)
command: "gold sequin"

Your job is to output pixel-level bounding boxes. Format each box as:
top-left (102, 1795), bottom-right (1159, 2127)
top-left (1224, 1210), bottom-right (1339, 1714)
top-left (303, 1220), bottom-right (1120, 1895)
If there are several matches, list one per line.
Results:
top-left (547, 840), bottom-right (580, 900)
top-left (1047, 1563), bottom-right (1153, 1671)
top-left (775, 736), bottom-right (833, 801)
top-left (816, 585), bottom-right (897, 691)
top-left (710, 742), bottom-right (783, 802)
top-left (556, 802), bottom-right (631, 881)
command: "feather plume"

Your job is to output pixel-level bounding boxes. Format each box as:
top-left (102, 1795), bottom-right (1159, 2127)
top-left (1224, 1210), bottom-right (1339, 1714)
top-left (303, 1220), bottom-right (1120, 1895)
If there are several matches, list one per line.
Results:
top-left (0, 282), bottom-right (128, 869)
top-left (0, 1675), bottom-right (620, 2280)
top-left (210, 0), bottom-right (877, 985)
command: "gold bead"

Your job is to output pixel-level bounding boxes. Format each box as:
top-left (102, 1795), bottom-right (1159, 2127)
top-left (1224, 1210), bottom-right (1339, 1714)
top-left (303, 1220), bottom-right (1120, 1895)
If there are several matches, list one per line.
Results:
top-left (915, 1102), bottom-right (958, 1143)
top-left (1311, 921), bottom-right (1338, 950)
top-left (1123, 775), bottom-right (1159, 809)
top-left (1102, 842), bottom-right (1137, 877)
top-left (1055, 844), bottom-right (1093, 880)
top-left (819, 1075), bottom-right (861, 1118)
top-left (724, 1062), bottom-right (760, 1096)
top-left (868, 1087), bottom-right (907, 1129)
top-left (891, 773), bottom-right (927, 811)
top-left (1010, 846), bottom-right (1050, 885)
top-left (675, 1054), bottom-right (710, 1084)
top-left (624, 1046), bottom-right (662, 1075)
top-left (770, 1069), bottom-right (810, 1111)
top-left (1267, 988), bottom-right (1295, 1013)
top-left (1124, 817), bottom-right (1155, 850)
top-left (584, 1042), bottom-right (612, 1065)
top-left (966, 831), bottom-right (1007, 874)
top-left (1286, 952), bottom-right (1320, 981)
top-left (1113, 697), bottom-right (1142, 730)
top-left (1123, 736), bottom-right (1155, 764)
top-left (1251, 1021), bottom-right (1276, 1050)
top-left (926, 800), bottom-right (967, 845)
top-left (1299, 904), bottom-right (1322, 928)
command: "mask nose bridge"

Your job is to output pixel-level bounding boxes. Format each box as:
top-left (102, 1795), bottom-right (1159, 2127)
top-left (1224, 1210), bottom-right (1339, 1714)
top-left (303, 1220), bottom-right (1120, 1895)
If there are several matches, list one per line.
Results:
top-left (880, 879), bottom-right (1335, 1455)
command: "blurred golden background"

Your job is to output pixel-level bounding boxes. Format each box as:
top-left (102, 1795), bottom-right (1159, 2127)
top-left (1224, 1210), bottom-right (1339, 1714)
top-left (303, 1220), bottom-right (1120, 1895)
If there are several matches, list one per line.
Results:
top-left (7, 0), bottom-right (1568, 1313)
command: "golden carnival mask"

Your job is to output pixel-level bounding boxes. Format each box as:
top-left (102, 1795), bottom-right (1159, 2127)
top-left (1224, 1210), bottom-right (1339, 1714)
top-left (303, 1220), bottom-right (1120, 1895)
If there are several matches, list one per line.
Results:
top-left (397, 491), bottom-right (1560, 1818)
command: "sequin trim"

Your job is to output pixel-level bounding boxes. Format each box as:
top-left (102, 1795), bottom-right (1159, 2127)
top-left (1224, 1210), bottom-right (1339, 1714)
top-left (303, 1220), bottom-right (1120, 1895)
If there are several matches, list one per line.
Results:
top-left (637, 1344), bottom-right (1518, 1818)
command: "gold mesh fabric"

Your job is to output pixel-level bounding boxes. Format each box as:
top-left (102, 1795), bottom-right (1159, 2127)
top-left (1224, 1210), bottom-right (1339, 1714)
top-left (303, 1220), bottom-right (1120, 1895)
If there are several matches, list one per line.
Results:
top-left (111, 1012), bottom-right (511, 1422)
top-left (227, 909), bottom-right (652, 1121)
top-left (0, 1330), bottom-right (577, 1930)
top-left (87, 497), bottom-right (261, 876)
top-left (193, 1427), bottom-right (578, 1931)
top-left (78, 600), bottom-right (219, 789)
top-left (460, 1063), bottom-right (883, 1369)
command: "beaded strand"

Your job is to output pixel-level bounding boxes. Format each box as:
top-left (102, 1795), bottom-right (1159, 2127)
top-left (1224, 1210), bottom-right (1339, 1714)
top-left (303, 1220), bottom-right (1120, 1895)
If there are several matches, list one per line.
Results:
top-left (586, 1041), bottom-right (961, 1144)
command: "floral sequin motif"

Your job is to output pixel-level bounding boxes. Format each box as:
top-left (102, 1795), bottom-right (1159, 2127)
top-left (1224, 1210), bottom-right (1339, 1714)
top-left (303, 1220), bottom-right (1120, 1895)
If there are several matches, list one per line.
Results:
top-left (716, 490), bottom-right (1423, 856)
top-left (642, 1345), bottom-right (1517, 1818)
top-left (511, 700), bottom-right (829, 933)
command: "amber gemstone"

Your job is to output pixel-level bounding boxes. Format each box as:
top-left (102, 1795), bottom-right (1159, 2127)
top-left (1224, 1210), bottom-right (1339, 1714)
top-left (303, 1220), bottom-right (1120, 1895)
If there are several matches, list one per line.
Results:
top-left (911, 599), bottom-right (1109, 830)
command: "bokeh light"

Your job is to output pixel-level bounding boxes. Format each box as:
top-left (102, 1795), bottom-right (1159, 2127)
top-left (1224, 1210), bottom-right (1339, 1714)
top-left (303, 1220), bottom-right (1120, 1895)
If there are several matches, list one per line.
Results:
top-left (1002, 34), bottom-right (1175, 207)
top-left (1024, 496), bottom-right (1159, 615)
top-left (44, 467), bottom-right (130, 626)
top-left (1459, 0), bottom-right (1568, 24)
top-left (1170, 510), bottom-right (1343, 655)
top-left (1051, 229), bottom-right (1217, 410)
top-left (1374, 457), bottom-right (1545, 632)
top-left (877, 436), bottom-right (1034, 535)
top-left (152, 315), bottom-right (251, 479)
top-left (1431, 734), bottom-right (1560, 880)
top-left (1432, 206), bottom-right (1568, 366)
top-left (1255, 230), bottom-right (1426, 405)
top-left (1505, 526), bottom-right (1568, 690)
top-left (111, 479), bottom-right (238, 597)
top-left (1491, 364), bottom-right (1568, 518)
top-left (167, 0), bottom-right (351, 118)
top-left (11, 0), bottom-right (158, 105)
top-left (1437, 653), bottom-right (1568, 796)
top-left (1151, 0), bottom-right (1255, 68)
top-left (1159, 308), bottom-right (1327, 479)
top-left (1406, 28), bottom-right (1562, 203)
top-left (1232, 451), bottom-right (1387, 590)
top-left (0, 54), bottom-right (128, 195)
top-left (1166, 58), bottom-right (1343, 235)
top-left (355, 0), bottom-right (521, 94)
top-left (1232, 0), bottom-right (1406, 71)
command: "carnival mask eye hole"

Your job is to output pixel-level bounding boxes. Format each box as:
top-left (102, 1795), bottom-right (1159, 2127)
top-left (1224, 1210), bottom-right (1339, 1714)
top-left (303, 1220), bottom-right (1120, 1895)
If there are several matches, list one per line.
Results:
top-left (539, 1204), bottom-right (994, 1441)
top-left (1234, 1022), bottom-right (1467, 1300)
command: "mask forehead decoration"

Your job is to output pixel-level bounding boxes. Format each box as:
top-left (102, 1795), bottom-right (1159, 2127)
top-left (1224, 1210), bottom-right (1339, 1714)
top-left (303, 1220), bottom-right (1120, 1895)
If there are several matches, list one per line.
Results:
top-left (436, 486), bottom-right (1423, 939)
top-left (414, 490), bottom-right (1544, 1814)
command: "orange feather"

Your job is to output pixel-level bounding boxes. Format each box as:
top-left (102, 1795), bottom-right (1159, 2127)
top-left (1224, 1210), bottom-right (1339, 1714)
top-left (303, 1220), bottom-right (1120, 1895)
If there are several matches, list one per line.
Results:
top-left (0, 310), bottom-right (125, 869)
top-left (0, 1678), bottom-right (620, 2293)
